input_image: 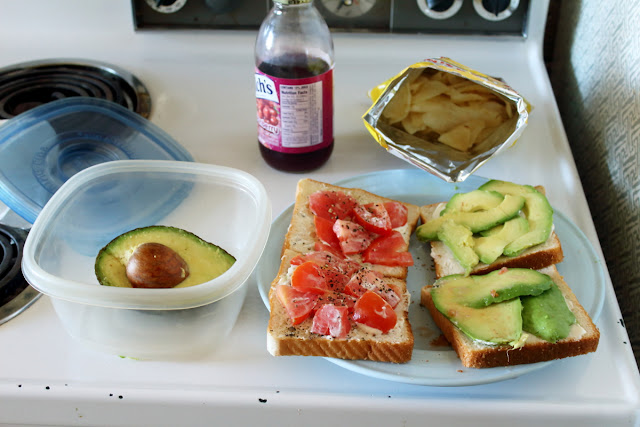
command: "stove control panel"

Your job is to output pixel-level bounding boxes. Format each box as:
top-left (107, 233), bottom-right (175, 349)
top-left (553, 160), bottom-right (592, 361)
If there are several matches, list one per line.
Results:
top-left (132, 0), bottom-right (529, 36)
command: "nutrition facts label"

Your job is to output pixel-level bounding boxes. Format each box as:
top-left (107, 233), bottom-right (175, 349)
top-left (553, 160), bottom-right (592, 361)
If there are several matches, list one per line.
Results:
top-left (279, 81), bottom-right (323, 148)
top-left (256, 67), bottom-right (333, 154)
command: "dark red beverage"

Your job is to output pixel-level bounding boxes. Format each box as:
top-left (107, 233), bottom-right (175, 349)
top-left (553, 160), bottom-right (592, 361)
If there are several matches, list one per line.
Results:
top-left (256, 55), bottom-right (334, 173)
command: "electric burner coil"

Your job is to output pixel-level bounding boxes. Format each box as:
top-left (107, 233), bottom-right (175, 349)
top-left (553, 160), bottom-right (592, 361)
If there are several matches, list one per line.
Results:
top-left (0, 59), bottom-right (151, 120)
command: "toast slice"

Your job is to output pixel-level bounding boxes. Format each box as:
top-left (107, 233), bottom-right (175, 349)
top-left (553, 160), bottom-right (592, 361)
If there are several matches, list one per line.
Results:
top-left (284, 178), bottom-right (420, 279)
top-left (268, 250), bottom-right (414, 363)
top-left (419, 185), bottom-right (564, 278)
top-left (267, 178), bottom-right (419, 363)
top-left (421, 265), bottom-right (600, 368)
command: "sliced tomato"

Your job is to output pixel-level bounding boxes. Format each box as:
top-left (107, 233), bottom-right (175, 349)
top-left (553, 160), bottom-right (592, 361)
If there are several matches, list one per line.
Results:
top-left (311, 304), bottom-right (351, 338)
top-left (314, 216), bottom-right (341, 251)
top-left (276, 284), bottom-right (319, 325)
top-left (333, 219), bottom-right (375, 255)
top-left (290, 261), bottom-right (329, 294)
top-left (309, 190), bottom-right (357, 221)
top-left (318, 267), bottom-right (350, 293)
top-left (344, 268), bottom-right (384, 298)
top-left (345, 268), bottom-right (401, 308)
top-left (352, 290), bottom-right (397, 334)
top-left (314, 241), bottom-right (345, 258)
top-left (291, 250), bottom-right (337, 267)
top-left (384, 202), bottom-right (408, 228)
top-left (353, 203), bottom-right (392, 235)
top-left (315, 291), bottom-right (357, 313)
top-left (362, 231), bottom-right (413, 267)
top-left (291, 250), bottom-right (359, 277)
top-left (376, 282), bottom-right (402, 309)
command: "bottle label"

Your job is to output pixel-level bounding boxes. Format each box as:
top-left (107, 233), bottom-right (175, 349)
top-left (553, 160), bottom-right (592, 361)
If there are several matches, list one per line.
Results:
top-left (255, 67), bottom-right (333, 154)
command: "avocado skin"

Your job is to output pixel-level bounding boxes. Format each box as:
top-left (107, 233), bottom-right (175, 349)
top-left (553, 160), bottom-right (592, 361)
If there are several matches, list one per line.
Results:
top-left (95, 226), bottom-right (235, 288)
top-left (521, 283), bottom-right (576, 342)
top-left (478, 180), bottom-right (553, 256)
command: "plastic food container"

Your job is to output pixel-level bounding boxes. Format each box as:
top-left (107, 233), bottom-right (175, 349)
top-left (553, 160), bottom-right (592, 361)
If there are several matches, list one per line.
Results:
top-left (0, 97), bottom-right (193, 224)
top-left (21, 160), bottom-right (271, 360)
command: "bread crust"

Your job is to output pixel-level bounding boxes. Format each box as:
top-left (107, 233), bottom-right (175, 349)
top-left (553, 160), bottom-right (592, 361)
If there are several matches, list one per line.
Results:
top-left (267, 179), bottom-right (419, 364)
top-left (421, 265), bottom-right (600, 368)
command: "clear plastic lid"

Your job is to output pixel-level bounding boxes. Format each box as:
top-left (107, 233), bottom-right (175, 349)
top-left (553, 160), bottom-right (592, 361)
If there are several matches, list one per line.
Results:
top-left (0, 98), bottom-right (193, 224)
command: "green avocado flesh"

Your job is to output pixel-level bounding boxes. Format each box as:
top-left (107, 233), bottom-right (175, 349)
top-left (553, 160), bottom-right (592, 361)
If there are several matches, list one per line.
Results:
top-left (416, 180), bottom-right (554, 275)
top-left (431, 268), bottom-right (562, 344)
top-left (437, 220), bottom-right (478, 275)
top-left (478, 180), bottom-right (553, 256)
top-left (435, 268), bottom-right (553, 309)
top-left (95, 226), bottom-right (236, 288)
top-left (433, 286), bottom-right (524, 345)
top-left (440, 190), bottom-right (504, 216)
top-left (416, 194), bottom-right (525, 241)
top-left (522, 283), bottom-right (576, 342)
top-left (474, 216), bottom-right (530, 265)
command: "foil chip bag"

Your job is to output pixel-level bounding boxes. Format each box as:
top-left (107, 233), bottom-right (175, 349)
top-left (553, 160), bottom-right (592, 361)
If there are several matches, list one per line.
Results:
top-left (363, 57), bottom-right (530, 182)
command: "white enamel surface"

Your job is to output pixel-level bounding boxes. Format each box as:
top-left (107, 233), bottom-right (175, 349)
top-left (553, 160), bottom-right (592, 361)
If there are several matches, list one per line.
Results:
top-left (0, 0), bottom-right (638, 426)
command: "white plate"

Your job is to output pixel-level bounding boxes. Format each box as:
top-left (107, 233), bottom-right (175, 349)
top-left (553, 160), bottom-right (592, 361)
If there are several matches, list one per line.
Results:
top-left (255, 169), bottom-right (605, 387)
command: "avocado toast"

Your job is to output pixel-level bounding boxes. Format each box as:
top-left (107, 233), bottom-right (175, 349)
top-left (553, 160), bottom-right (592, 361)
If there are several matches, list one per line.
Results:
top-left (416, 180), bottom-right (599, 368)
top-left (416, 180), bottom-right (564, 278)
top-left (421, 266), bottom-right (600, 368)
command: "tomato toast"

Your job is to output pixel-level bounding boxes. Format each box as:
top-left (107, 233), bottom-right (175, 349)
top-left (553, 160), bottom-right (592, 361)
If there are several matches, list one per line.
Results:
top-left (267, 178), bottom-right (419, 363)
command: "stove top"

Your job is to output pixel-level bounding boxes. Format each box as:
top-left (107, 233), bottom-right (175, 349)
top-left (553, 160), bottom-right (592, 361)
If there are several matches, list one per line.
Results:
top-left (0, 59), bottom-right (151, 120)
top-left (0, 224), bottom-right (39, 325)
top-left (0, 59), bottom-right (152, 323)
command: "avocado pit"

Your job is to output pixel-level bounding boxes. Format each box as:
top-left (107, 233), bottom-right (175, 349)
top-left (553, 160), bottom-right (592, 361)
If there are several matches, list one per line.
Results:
top-left (95, 225), bottom-right (236, 289)
top-left (126, 242), bottom-right (190, 288)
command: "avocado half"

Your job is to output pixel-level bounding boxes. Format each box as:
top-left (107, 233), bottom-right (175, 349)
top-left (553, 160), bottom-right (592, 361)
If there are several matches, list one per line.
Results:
top-left (95, 226), bottom-right (236, 289)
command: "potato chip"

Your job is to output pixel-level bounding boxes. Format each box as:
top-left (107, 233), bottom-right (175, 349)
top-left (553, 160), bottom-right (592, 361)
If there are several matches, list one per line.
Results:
top-left (386, 69), bottom-right (515, 152)
top-left (382, 83), bottom-right (411, 124)
top-left (438, 119), bottom-right (486, 151)
top-left (447, 90), bottom-right (490, 103)
top-left (412, 80), bottom-right (450, 104)
top-left (401, 112), bottom-right (427, 135)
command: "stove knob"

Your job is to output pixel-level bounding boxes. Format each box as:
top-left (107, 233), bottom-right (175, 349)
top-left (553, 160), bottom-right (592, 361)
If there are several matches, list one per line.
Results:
top-left (425, 0), bottom-right (454, 12)
top-left (417, 0), bottom-right (463, 20)
top-left (473, 0), bottom-right (520, 21)
top-left (204, 0), bottom-right (236, 14)
top-left (144, 0), bottom-right (188, 14)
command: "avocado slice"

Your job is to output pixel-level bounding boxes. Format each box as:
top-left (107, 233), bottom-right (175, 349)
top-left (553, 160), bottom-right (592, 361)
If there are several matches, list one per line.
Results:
top-left (95, 226), bottom-right (236, 289)
top-left (440, 189), bottom-right (504, 216)
top-left (522, 283), bottom-right (576, 342)
top-left (434, 268), bottom-right (553, 309)
top-left (416, 194), bottom-right (525, 241)
top-left (437, 220), bottom-right (479, 275)
top-left (432, 280), bottom-right (523, 345)
top-left (430, 268), bottom-right (554, 344)
top-left (474, 216), bottom-right (530, 265)
top-left (478, 180), bottom-right (553, 256)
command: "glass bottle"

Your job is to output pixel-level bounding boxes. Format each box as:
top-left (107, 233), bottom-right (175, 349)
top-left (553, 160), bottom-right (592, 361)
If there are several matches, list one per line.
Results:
top-left (255, 0), bottom-right (335, 172)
